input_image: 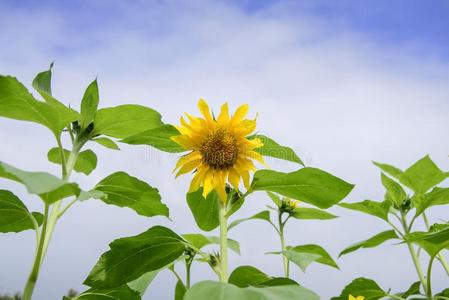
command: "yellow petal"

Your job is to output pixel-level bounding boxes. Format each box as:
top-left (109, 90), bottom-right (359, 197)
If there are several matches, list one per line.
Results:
top-left (242, 170), bottom-right (250, 189)
top-left (175, 159), bottom-right (201, 177)
top-left (202, 169), bottom-right (215, 198)
top-left (231, 104), bottom-right (249, 123)
top-left (175, 151), bottom-right (202, 169)
top-left (214, 170), bottom-right (227, 202)
top-left (189, 166), bottom-right (207, 193)
top-left (228, 168), bottom-right (240, 191)
top-left (217, 102), bottom-right (230, 124)
top-left (198, 98), bottom-right (214, 122)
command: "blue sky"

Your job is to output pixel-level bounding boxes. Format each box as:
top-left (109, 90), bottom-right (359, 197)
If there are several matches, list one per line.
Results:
top-left (1, 1), bottom-right (449, 299)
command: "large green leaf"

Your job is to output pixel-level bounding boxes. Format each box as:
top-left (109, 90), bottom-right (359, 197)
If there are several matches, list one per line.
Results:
top-left (175, 280), bottom-right (187, 300)
top-left (120, 124), bottom-right (185, 153)
top-left (339, 200), bottom-right (391, 222)
top-left (93, 105), bottom-right (163, 139)
top-left (339, 230), bottom-right (398, 257)
top-left (228, 211), bottom-right (271, 231)
top-left (229, 266), bottom-right (297, 288)
top-left (0, 75), bottom-right (79, 137)
top-left (47, 148), bottom-right (98, 175)
top-left (0, 190), bottom-right (43, 233)
top-left (400, 155), bottom-right (446, 194)
top-left (414, 187), bottom-right (449, 217)
top-left (92, 137), bottom-right (120, 150)
top-left (184, 281), bottom-right (319, 300)
top-left (80, 79), bottom-right (100, 129)
top-left (186, 189), bottom-right (220, 231)
top-left (381, 173), bottom-right (407, 208)
top-left (182, 233), bottom-right (241, 254)
top-left (291, 207), bottom-right (337, 220)
top-left (84, 226), bottom-right (185, 288)
top-left (405, 223), bottom-right (449, 256)
top-left (331, 278), bottom-right (387, 300)
top-left (127, 270), bottom-right (159, 296)
top-left (284, 244), bottom-right (339, 271)
top-left (94, 172), bottom-right (168, 217)
top-left (252, 168), bottom-right (354, 209)
top-left (396, 281), bottom-right (421, 299)
top-left (0, 161), bottom-right (80, 204)
top-left (62, 286), bottom-right (141, 300)
top-left (249, 134), bottom-right (304, 166)
top-left (372, 161), bottom-right (403, 180)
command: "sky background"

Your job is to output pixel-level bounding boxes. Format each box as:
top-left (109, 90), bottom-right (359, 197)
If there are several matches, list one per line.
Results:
top-left (1, 0), bottom-right (449, 299)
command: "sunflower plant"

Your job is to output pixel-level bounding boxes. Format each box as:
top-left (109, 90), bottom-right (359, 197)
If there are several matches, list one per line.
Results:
top-left (334, 156), bottom-right (449, 300)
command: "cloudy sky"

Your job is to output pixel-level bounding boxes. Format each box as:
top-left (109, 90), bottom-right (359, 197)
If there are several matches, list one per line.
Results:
top-left (1, 0), bottom-right (449, 299)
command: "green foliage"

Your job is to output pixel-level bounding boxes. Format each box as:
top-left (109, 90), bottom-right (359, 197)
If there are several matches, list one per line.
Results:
top-left (290, 207), bottom-right (337, 220)
top-left (381, 173), bottom-right (407, 208)
top-left (339, 200), bottom-right (391, 222)
top-left (276, 244), bottom-right (338, 272)
top-left (405, 223), bottom-right (449, 256)
top-left (94, 172), bottom-right (169, 217)
top-left (331, 278), bottom-right (387, 300)
top-left (339, 230), bottom-right (399, 257)
top-left (79, 79), bottom-right (99, 130)
top-left (47, 148), bottom-right (97, 175)
top-left (0, 190), bottom-right (43, 233)
top-left (249, 134), bottom-right (304, 166)
top-left (184, 281), bottom-right (319, 300)
top-left (174, 280), bottom-right (187, 300)
top-left (186, 189), bottom-right (220, 231)
top-left (228, 211), bottom-right (271, 230)
top-left (183, 233), bottom-right (241, 254)
top-left (252, 167), bottom-right (354, 209)
top-left (84, 226), bottom-right (185, 288)
top-left (91, 137), bottom-right (120, 150)
top-left (228, 266), bottom-right (297, 287)
top-left (62, 286), bottom-right (141, 300)
top-left (0, 161), bottom-right (80, 204)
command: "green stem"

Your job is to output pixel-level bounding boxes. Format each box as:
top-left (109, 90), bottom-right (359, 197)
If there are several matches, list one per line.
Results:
top-left (423, 212), bottom-right (449, 276)
top-left (22, 142), bottom-right (80, 300)
top-left (219, 201), bottom-right (229, 283)
top-left (278, 212), bottom-right (289, 278)
top-left (186, 260), bottom-right (192, 289)
top-left (22, 204), bottom-right (49, 300)
top-left (427, 253), bottom-right (437, 300)
top-left (401, 212), bottom-right (428, 294)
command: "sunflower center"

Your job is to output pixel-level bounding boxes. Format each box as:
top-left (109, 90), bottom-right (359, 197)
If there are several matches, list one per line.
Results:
top-left (201, 128), bottom-right (238, 169)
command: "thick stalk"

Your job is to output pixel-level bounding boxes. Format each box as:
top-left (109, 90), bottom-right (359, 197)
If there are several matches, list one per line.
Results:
top-left (22, 204), bottom-right (49, 300)
top-left (401, 213), bottom-right (428, 294)
top-left (22, 143), bottom-right (80, 300)
top-left (423, 213), bottom-right (449, 276)
top-left (278, 212), bottom-right (289, 278)
top-left (186, 260), bottom-right (192, 289)
top-left (219, 201), bottom-right (229, 282)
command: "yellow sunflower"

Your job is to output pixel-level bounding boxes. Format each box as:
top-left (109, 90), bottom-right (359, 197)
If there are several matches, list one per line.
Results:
top-left (172, 99), bottom-right (264, 202)
top-left (349, 295), bottom-right (364, 300)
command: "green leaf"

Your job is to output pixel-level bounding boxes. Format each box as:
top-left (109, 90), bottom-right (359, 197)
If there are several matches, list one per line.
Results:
top-left (414, 187), bottom-right (449, 217)
top-left (77, 189), bottom-right (105, 201)
top-left (0, 190), bottom-right (42, 233)
top-left (175, 280), bottom-right (187, 300)
top-left (63, 286), bottom-right (141, 300)
top-left (127, 270), bottom-right (159, 296)
top-left (186, 189), bottom-right (220, 231)
top-left (228, 211), bottom-right (271, 231)
top-left (92, 137), bottom-right (120, 150)
top-left (252, 168), bottom-right (354, 209)
top-left (229, 266), bottom-right (297, 288)
top-left (400, 155), bottom-right (446, 194)
top-left (331, 277), bottom-right (387, 300)
top-left (80, 79), bottom-right (99, 129)
top-left (381, 173), bottom-right (407, 208)
top-left (0, 75), bottom-right (79, 137)
top-left (397, 281), bottom-right (421, 299)
top-left (249, 134), bottom-right (304, 166)
top-left (120, 124), bottom-right (185, 153)
top-left (267, 192), bottom-right (282, 207)
top-left (372, 161), bottom-right (403, 179)
top-left (285, 244), bottom-right (339, 271)
top-left (339, 230), bottom-right (399, 257)
top-left (182, 233), bottom-right (240, 255)
top-left (0, 161), bottom-right (80, 204)
top-left (435, 288), bottom-right (449, 298)
top-left (93, 104), bottom-right (163, 139)
top-left (339, 200), bottom-right (391, 222)
top-left (291, 207), bottom-right (337, 220)
top-left (84, 226), bottom-right (185, 288)
top-left (47, 148), bottom-right (98, 175)
top-left (184, 281), bottom-right (319, 300)
top-left (405, 223), bottom-right (449, 256)
top-left (94, 172), bottom-right (168, 217)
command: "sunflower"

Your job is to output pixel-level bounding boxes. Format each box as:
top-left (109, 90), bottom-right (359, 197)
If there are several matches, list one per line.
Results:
top-left (172, 99), bottom-right (264, 202)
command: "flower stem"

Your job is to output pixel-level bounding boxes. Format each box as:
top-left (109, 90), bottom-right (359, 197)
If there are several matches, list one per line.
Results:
top-left (22, 142), bottom-right (80, 300)
top-left (278, 211), bottom-right (289, 278)
top-left (219, 201), bottom-right (229, 283)
top-left (400, 212), bottom-right (428, 294)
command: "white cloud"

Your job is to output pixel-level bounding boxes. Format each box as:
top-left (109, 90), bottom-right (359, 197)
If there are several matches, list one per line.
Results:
top-left (1, 1), bottom-right (449, 298)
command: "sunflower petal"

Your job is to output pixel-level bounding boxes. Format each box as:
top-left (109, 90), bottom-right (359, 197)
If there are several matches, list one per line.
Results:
top-left (217, 102), bottom-right (230, 124)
